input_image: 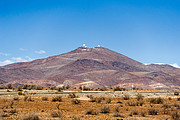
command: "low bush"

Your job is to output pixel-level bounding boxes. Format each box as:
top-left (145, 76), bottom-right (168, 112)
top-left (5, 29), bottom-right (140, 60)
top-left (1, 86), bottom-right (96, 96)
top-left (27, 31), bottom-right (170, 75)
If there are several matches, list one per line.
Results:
top-left (148, 108), bottom-right (158, 115)
top-left (113, 113), bottom-right (124, 117)
top-left (68, 93), bottom-right (77, 98)
top-left (22, 113), bottom-right (40, 120)
top-left (123, 94), bottom-right (130, 100)
top-left (13, 96), bottom-right (19, 101)
top-left (140, 111), bottom-right (146, 117)
top-left (9, 109), bottom-right (17, 114)
top-left (52, 96), bottom-right (62, 102)
top-left (162, 103), bottom-right (171, 109)
top-left (130, 110), bottom-right (139, 116)
top-left (114, 106), bottom-right (120, 113)
top-left (0, 112), bottom-right (9, 117)
top-left (24, 96), bottom-right (33, 102)
top-left (100, 105), bottom-right (110, 113)
top-left (105, 98), bottom-right (111, 104)
top-left (18, 91), bottom-right (23, 95)
top-left (42, 97), bottom-right (48, 101)
top-left (149, 97), bottom-right (163, 104)
top-left (71, 99), bottom-right (80, 104)
top-left (136, 93), bottom-right (144, 101)
top-left (174, 91), bottom-right (179, 96)
top-left (86, 108), bottom-right (98, 115)
top-left (171, 111), bottom-right (180, 120)
top-left (71, 115), bottom-right (81, 120)
top-left (113, 86), bottom-right (125, 91)
top-left (51, 111), bottom-right (63, 118)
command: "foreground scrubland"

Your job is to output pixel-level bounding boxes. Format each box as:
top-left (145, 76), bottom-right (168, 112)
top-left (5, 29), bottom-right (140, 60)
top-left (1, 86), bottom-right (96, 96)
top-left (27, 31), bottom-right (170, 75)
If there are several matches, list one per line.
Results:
top-left (0, 87), bottom-right (180, 120)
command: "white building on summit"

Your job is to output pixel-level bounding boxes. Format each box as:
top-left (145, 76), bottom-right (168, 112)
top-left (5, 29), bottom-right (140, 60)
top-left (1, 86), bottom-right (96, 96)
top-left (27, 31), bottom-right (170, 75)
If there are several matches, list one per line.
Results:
top-left (82, 44), bottom-right (87, 48)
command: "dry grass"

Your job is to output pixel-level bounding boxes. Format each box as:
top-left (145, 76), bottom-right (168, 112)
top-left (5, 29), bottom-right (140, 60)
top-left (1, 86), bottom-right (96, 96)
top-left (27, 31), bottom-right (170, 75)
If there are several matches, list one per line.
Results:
top-left (0, 90), bottom-right (180, 119)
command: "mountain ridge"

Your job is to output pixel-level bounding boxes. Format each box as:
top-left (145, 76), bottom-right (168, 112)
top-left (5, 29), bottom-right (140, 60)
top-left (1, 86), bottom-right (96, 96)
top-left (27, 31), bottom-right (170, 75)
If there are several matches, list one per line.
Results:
top-left (0, 46), bottom-right (179, 90)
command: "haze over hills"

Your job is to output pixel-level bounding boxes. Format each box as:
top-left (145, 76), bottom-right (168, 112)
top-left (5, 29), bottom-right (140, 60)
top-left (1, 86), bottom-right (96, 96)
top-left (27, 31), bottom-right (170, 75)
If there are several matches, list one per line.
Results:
top-left (0, 45), bottom-right (180, 90)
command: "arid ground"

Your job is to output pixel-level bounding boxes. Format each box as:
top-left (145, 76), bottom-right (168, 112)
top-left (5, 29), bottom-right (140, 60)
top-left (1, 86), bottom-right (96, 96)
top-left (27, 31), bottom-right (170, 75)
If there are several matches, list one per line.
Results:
top-left (0, 89), bottom-right (180, 120)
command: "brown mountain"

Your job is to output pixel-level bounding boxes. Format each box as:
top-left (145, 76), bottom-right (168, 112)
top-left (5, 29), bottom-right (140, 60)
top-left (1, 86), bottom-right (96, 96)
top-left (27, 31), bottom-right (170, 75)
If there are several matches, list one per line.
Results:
top-left (0, 46), bottom-right (179, 90)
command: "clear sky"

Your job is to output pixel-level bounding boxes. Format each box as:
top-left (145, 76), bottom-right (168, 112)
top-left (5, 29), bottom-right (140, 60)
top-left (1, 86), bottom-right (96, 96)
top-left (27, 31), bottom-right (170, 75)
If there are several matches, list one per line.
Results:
top-left (0, 0), bottom-right (180, 67)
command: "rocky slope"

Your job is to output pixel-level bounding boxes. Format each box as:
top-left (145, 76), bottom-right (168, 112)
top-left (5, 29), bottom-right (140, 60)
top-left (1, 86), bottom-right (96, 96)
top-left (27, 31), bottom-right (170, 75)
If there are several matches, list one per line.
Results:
top-left (0, 46), bottom-right (179, 89)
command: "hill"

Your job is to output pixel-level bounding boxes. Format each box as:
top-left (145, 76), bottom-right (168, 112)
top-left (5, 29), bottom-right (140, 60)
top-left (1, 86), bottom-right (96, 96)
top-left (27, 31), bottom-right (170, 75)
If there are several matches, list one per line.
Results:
top-left (0, 46), bottom-right (179, 90)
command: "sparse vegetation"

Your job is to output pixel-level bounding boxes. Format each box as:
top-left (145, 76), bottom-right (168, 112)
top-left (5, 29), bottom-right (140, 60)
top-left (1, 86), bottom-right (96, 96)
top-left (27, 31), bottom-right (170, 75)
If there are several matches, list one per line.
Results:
top-left (113, 86), bottom-right (125, 91)
top-left (13, 96), bottom-right (19, 101)
top-left (51, 111), bottom-right (63, 118)
top-left (149, 97), bottom-right (163, 104)
top-left (22, 113), bottom-right (40, 120)
top-left (52, 96), bottom-right (62, 102)
top-left (68, 93), bottom-right (77, 98)
top-left (0, 89), bottom-right (180, 119)
top-left (100, 105), bottom-right (110, 113)
top-left (105, 98), bottom-right (111, 104)
top-left (86, 108), bottom-right (98, 115)
top-left (136, 93), bottom-right (144, 101)
top-left (174, 91), bottom-right (179, 96)
top-left (148, 108), bottom-right (158, 115)
top-left (123, 94), bottom-right (130, 100)
top-left (71, 99), bottom-right (80, 104)
top-left (42, 97), bottom-right (48, 101)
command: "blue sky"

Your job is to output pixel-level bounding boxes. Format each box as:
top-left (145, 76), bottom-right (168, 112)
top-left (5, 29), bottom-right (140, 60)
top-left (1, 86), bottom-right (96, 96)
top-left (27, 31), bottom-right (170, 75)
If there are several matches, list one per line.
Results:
top-left (0, 0), bottom-right (180, 67)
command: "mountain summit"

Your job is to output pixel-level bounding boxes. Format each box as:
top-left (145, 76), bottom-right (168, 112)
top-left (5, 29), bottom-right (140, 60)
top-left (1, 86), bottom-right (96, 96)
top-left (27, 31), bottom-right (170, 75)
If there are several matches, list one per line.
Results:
top-left (0, 46), bottom-right (179, 90)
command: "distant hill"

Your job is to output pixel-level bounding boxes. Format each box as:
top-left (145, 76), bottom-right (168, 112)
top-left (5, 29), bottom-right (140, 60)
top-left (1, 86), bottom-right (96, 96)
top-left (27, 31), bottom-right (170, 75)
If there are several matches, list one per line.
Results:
top-left (0, 46), bottom-right (179, 90)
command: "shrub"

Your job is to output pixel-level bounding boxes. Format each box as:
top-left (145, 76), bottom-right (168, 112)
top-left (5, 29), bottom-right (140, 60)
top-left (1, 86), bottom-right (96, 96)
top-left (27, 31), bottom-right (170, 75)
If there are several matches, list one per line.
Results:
top-left (89, 97), bottom-right (96, 102)
top-left (127, 100), bottom-right (138, 106)
top-left (51, 111), bottom-right (63, 118)
top-left (113, 86), bottom-right (125, 91)
top-left (100, 105), bottom-right (110, 113)
top-left (9, 109), bottom-right (17, 114)
top-left (0, 112), bottom-right (9, 117)
top-left (71, 99), bottom-right (80, 104)
top-left (24, 96), bottom-right (28, 101)
top-left (99, 86), bottom-right (107, 91)
top-left (105, 98), bottom-right (111, 104)
top-left (148, 108), bottom-right (158, 115)
top-left (117, 101), bottom-right (123, 104)
top-left (0, 85), bottom-right (5, 89)
top-left (13, 96), bottom-right (19, 101)
top-left (149, 97), bottom-right (163, 104)
top-left (171, 103), bottom-right (180, 108)
top-left (86, 108), bottom-right (98, 115)
top-left (24, 96), bottom-right (33, 102)
top-left (87, 95), bottom-right (93, 99)
top-left (139, 100), bottom-right (144, 106)
top-left (162, 103), bottom-right (171, 109)
top-left (17, 86), bottom-right (22, 91)
top-left (174, 91), bottom-right (179, 96)
top-left (22, 113), bottom-right (40, 120)
top-left (123, 94), bottom-right (130, 100)
top-left (7, 84), bottom-right (13, 89)
top-left (18, 91), bottom-right (23, 95)
top-left (136, 93), bottom-right (144, 101)
top-left (113, 113), bottom-right (123, 117)
top-left (71, 116), bottom-right (81, 120)
top-left (42, 97), bottom-right (48, 101)
top-left (57, 87), bottom-right (63, 92)
top-left (130, 110), bottom-right (139, 116)
top-left (96, 97), bottom-right (103, 103)
top-left (114, 106), bottom-right (120, 113)
top-left (68, 93), bottom-right (77, 98)
top-left (171, 111), bottom-right (180, 120)
top-left (52, 96), bottom-right (62, 102)
top-left (140, 111), bottom-right (146, 117)
top-left (168, 97), bottom-right (172, 100)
